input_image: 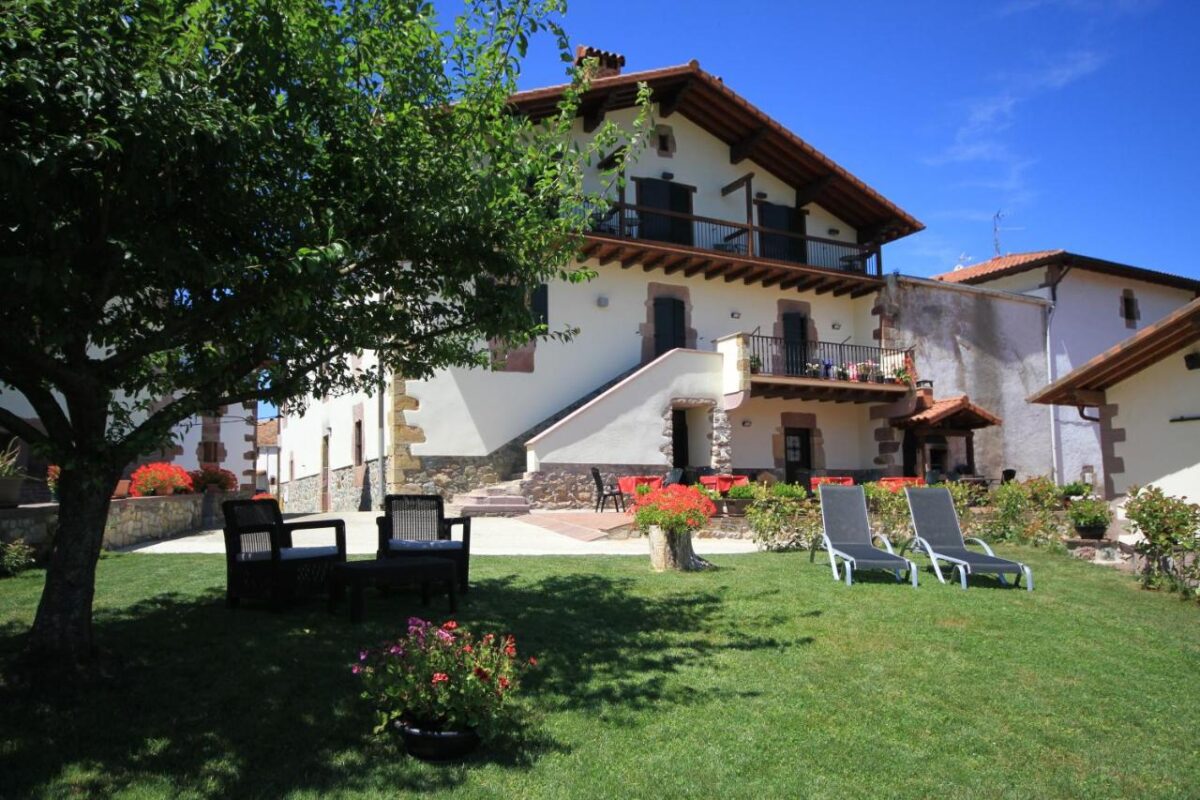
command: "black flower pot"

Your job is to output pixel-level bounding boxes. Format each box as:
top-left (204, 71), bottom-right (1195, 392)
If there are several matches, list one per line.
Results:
top-left (1074, 524), bottom-right (1107, 540)
top-left (395, 721), bottom-right (480, 761)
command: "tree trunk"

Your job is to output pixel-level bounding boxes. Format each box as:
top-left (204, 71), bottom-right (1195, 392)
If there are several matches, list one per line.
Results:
top-left (27, 464), bottom-right (121, 665)
top-left (647, 526), bottom-right (713, 572)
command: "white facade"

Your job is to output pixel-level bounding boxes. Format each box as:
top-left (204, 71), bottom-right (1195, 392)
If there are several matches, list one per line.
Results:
top-left (959, 266), bottom-right (1196, 486)
top-left (1107, 353), bottom-right (1199, 500)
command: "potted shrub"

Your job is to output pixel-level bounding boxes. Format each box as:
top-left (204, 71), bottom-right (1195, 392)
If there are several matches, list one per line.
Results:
top-left (891, 366), bottom-right (912, 385)
top-left (722, 482), bottom-right (756, 516)
top-left (748, 355), bottom-right (762, 374)
top-left (856, 361), bottom-right (873, 382)
top-left (129, 462), bottom-right (194, 496)
top-left (190, 466), bottom-right (238, 493)
top-left (1059, 481), bottom-right (1089, 507)
top-left (631, 484), bottom-right (717, 571)
top-left (356, 618), bottom-right (534, 761)
top-left (0, 439), bottom-right (26, 508)
top-left (806, 362), bottom-right (823, 378)
top-left (835, 364), bottom-right (850, 381)
top-left (1066, 496), bottom-right (1112, 540)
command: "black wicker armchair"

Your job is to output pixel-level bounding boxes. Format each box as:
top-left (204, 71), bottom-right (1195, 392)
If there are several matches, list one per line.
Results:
top-left (222, 498), bottom-right (346, 608)
top-left (376, 494), bottom-right (471, 592)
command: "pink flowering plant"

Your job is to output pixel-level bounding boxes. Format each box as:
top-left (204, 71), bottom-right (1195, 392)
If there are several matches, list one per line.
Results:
top-left (354, 618), bottom-right (533, 739)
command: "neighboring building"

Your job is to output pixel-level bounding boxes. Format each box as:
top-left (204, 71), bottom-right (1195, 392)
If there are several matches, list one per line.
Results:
top-left (936, 250), bottom-right (1200, 488)
top-left (255, 418), bottom-right (281, 494)
top-left (280, 50), bottom-right (1047, 512)
top-left (0, 390), bottom-right (258, 502)
top-left (1029, 298), bottom-right (1200, 501)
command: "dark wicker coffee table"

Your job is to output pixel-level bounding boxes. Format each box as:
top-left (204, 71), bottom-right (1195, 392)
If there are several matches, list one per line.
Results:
top-left (329, 557), bottom-right (457, 623)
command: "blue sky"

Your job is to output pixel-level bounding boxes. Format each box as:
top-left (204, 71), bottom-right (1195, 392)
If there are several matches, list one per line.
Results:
top-left (508, 0), bottom-right (1200, 279)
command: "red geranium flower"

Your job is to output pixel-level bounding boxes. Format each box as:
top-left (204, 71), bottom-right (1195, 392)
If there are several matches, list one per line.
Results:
top-left (431, 672), bottom-right (450, 685)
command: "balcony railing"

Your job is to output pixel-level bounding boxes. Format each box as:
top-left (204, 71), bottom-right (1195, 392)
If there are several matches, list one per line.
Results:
top-left (589, 202), bottom-right (881, 277)
top-left (746, 335), bottom-right (911, 382)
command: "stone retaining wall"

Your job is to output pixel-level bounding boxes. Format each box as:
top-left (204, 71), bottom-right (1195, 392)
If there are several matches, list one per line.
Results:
top-left (522, 463), bottom-right (668, 510)
top-left (0, 490), bottom-right (250, 555)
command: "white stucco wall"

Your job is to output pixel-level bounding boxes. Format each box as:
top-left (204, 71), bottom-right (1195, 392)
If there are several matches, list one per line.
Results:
top-left (1107, 350), bottom-right (1200, 500)
top-left (578, 106), bottom-right (858, 249)
top-left (727, 397), bottom-right (873, 472)
top-left (969, 266), bottom-right (1196, 486)
top-left (278, 353), bottom-right (389, 482)
top-left (525, 349), bottom-right (723, 469)
top-left (407, 262), bottom-right (875, 457)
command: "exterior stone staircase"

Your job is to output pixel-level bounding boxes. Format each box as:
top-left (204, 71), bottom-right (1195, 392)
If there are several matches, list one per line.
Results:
top-left (452, 479), bottom-right (531, 517)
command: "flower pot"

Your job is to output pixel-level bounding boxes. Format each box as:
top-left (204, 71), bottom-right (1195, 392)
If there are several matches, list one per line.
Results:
top-left (0, 476), bottom-right (23, 508)
top-left (1074, 524), bottom-right (1108, 540)
top-left (873, 375), bottom-right (885, 384)
top-left (722, 498), bottom-right (750, 517)
top-left (394, 721), bottom-right (480, 761)
top-left (856, 374), bottom-right (870, 383)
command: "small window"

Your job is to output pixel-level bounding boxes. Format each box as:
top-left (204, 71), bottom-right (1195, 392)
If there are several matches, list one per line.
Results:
top-left (531, 284), bottom-right (549, 327)
top-left (201, 441), bottom-right (219, 464)
top-left (353, 420), bottom-right (363, 466)
top-left (1121, 289), bottom-right (1139, 329)
top-left (654, 124), bottom-right (676, 157)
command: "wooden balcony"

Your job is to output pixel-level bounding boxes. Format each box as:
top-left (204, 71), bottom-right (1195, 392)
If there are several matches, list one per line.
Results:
top-left (581, 202), bottom-right (884, 298)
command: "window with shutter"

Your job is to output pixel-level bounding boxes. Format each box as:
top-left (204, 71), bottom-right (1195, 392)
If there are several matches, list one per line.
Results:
top-left (782, 312), bottom-right (808, 376)
top-left (637, 178), bottom-right (693, 246)
top-left (758, 202), bottom-right (807, 264)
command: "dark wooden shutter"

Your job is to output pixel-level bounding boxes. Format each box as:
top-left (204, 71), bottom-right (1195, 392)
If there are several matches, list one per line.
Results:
top-left (783, 428), bottom-right (812, 485)
top-left (758, 202), bottom-right (807, 263)
top-left (782, 312), bottom-right (808, 376)
top-left (638, 179), bottom-right (693, 246)
top-left (653, 297), bottom-right (686, 357)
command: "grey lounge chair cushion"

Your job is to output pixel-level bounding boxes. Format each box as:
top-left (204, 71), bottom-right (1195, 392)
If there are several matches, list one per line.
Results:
top-left (906, 487), bottom-right (1023, 573)
top-left (820, 485), bottom-right (908, 570)
top-left (388, 539), bottom-right (463, 552)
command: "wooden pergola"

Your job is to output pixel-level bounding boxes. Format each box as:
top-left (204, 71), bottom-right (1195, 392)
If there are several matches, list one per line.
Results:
top-left (891, 395), bottom-right (1003, 478)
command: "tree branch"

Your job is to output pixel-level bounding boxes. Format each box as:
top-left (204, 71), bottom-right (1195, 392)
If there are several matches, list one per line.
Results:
top-left (0, 406), bottom-right (51, 448)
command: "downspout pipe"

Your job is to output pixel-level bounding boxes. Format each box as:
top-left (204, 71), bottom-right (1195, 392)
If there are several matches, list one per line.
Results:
top-left (1042, 264), bottom-right (1071, 484)
top-left (378, 367), bottom-right (387, 511)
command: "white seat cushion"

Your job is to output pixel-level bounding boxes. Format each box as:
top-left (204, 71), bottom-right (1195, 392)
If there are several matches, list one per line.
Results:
top-left (388, 539), bottom-right (463, 552)
top-left (237, 546), bottom-right (339, 562)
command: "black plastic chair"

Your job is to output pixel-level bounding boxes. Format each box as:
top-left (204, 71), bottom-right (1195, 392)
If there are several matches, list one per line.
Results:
top-left (662, 468), bottom-right (685, 487)
top-left (1001, 469), bottom-right (1017, 484)
top-left (591, 467), bottom-right (624, 512)
top-left (221, 498), bottom-right (346, 608)
top-left (377, 494), bottom-right (471, 592)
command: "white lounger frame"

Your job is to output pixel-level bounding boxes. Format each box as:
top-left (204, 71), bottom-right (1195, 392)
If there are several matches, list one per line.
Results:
top-left (902, 494), bottom-right (1034, 592)
top-left (811, 532), bottom-right (919, 588)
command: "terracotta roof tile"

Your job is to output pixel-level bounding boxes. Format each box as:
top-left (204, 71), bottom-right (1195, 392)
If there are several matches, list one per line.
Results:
top-left (896, 395), bottom-right (1003, 428)
top-left (256, 419), bottom-right (278, 448)
top-left (934, 250), bottom-right (1065, 284)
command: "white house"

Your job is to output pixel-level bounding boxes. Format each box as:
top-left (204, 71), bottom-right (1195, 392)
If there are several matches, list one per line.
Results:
top-left (0, 391), bottom-right (258, 502)
top-left (936, 250), bottom-right (1200, 488)
top-left (279, 49), bottom-right (1058, 512)
top-left (1030, 297), bottom-right (1200, 501)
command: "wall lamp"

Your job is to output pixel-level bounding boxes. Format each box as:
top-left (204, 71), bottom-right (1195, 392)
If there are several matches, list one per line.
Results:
top-left (827, 227), bottom-right (840, 236)
top-left (730, 311), bottom-right (742, 319)
top-left (596, 295), bottom-right (609, 308)
top-left (831, 322), bottom-right (842, 331)
top-left (741, 420), bottom-right (752, 428)
top-left (661, 171), bottom-right (674, 180)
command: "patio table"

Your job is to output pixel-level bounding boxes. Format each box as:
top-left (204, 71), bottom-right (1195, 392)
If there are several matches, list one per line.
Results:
top-left (617, 475), bottom-right (663, 495)
top-left (698, 474), bottom-right (750, 494)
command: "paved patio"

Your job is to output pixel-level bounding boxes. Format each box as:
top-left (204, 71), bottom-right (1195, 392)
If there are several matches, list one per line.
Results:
top-left (127, 510), bottom-right (756, 556)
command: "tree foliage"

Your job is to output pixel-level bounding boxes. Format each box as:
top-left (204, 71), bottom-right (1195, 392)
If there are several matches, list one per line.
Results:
top-left (0, 0), bottom-right (647, 661)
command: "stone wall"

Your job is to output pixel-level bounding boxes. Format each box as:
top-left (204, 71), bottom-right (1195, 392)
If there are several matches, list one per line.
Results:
top-left (522, 463), bottom-right (666, 509)
top-left (0, 490), bottom-right (249, 555)
top-left (284, 473), bottom-right (322, 514)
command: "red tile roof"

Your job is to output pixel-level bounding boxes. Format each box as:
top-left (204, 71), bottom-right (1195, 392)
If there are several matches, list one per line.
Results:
top-left (1029, 297), bottom-right (1200, 406)
top-left (894, 395), bottom-right (1003, 429)
top-left (934, 250), bottom-right (1200, 292)
top-left (256, 419), bottom-right (278, 448)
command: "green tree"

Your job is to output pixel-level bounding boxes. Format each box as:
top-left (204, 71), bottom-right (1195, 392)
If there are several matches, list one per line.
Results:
top-left (0, 0), bottom-right (646, 664)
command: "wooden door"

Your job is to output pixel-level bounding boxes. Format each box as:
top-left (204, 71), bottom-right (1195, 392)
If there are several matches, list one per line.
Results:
top-left (653, 297), bottom-right (687, 357)
top-left (637, 178), bottom-right (693, 246)
top-left (758, 201), bottom-right (807, 263)
top-left (783, 427), bottom-right (812, 485)
top-left (782, 312), bottom-right (808, 377)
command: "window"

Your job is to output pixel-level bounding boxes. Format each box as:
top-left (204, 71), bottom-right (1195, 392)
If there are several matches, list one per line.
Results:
top-left (201, 441), bottom-right (219, 465)
top-left (353, 420), bottom-right (363, 466)
top-left (757, 202), bottom-right (808, 264)
top-left (531, 283), bottom-right (549, 327)
top-left (653, 296), bottom-right (687, 357)
top-left (1121, 289), bottom-right (1139, 329)
top-left (655, 125), bottom-right (676, 157)
top-left (637, 178), bottom-right (693, 246)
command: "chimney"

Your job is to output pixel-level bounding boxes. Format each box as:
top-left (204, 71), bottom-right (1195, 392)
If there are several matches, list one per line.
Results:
top-left (574, 45), bottom-right (625, 79)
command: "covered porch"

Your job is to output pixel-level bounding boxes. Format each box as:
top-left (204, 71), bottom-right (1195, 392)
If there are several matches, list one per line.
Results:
top-left (889, 394), bottom-right (1003, 482)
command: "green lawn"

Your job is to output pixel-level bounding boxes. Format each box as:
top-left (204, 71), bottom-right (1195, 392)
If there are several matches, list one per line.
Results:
top-left (1, 550), bottom-right (1198, 799)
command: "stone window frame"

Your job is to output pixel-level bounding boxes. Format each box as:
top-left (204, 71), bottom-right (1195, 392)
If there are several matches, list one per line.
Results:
top-left (489, 283), bottom-right (548, 373)
top-left (659, 397), bottom-right (732, 473)
top-left (771, 412), bottom-right (827, 477)
top-left (639, 283), bottom-right (698, 363)
top-left (771, 299), bottom-right (821, 374)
